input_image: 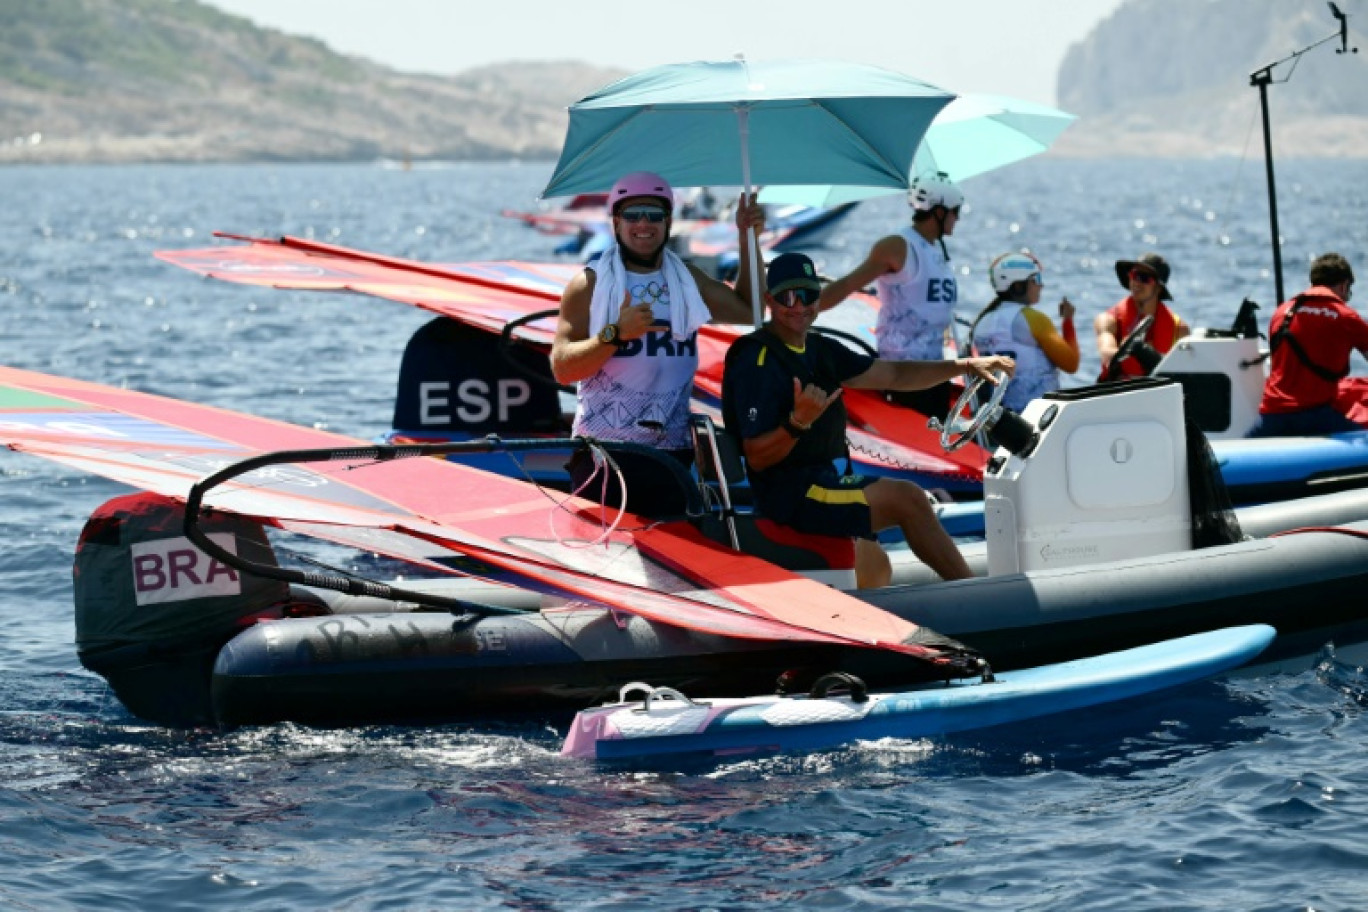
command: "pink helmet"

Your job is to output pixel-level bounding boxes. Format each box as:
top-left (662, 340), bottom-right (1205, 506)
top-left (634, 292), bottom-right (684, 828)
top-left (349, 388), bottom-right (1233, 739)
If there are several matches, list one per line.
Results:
top-left (608, 171), bottom-right (673, 214)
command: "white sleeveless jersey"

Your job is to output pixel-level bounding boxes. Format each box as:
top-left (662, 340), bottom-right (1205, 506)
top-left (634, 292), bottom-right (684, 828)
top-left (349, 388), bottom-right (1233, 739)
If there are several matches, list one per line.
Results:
top-left (972, 302), bottom-right (1058, 411)
top-left (874, 227), bottom-right (958, 360)
top-left (572, 267), bottom-right (700, 449)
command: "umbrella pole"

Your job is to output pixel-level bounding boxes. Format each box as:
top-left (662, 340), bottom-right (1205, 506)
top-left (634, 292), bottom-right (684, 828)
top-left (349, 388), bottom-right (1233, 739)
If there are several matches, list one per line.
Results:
top-left (737, 106), bottom-right (763, 328)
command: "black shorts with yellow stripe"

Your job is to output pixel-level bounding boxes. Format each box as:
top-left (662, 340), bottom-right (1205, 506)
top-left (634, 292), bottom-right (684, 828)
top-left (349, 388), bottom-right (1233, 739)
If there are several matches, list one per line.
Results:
top-left (753, 465), bottom-right (878, 541)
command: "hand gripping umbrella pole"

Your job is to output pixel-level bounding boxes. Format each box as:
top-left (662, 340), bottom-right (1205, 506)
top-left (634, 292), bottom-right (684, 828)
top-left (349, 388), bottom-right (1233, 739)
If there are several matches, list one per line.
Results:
top-left (736, 104), bottom-right (764, 327)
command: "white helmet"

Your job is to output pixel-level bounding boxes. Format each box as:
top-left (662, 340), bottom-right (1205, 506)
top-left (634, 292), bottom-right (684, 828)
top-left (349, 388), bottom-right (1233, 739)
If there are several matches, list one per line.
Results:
top-left (908, 172), bottom-right (964, 212)
top-left (989, 251), bottom-right (1044, 294)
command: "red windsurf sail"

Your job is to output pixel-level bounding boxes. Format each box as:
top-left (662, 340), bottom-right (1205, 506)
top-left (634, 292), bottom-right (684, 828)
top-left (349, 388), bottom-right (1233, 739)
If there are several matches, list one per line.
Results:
top-left (0, 364), bottom-right (971, 666)
top-left (156, 234), bottom-right (987, 483)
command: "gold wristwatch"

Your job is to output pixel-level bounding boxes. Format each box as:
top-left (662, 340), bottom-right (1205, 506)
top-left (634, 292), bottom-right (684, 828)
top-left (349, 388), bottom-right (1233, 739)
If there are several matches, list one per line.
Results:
top-left (597, 323), bottom-right (622, 346)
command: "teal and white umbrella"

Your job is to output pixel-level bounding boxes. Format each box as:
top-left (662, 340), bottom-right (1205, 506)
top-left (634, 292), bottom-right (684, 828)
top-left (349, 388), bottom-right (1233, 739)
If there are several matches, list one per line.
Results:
top-left (542, 58), bottom-right (955, 324)
top-left (543, 58), bottom-right (953, 198)
top-left (759, 93), bottom-right (1077, 207)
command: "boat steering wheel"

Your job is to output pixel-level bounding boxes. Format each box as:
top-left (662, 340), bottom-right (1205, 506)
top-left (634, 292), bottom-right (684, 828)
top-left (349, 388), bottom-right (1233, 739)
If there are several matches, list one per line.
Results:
top-left (1104, 314), bottom-right (1156, 380)
top-left (928, 369), bottom-right (1013, 452)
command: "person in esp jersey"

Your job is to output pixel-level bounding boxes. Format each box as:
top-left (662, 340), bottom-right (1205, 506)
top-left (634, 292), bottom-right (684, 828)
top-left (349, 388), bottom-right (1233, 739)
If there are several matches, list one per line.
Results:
top-left (723, 252), bottom-right (1014, 588)
top-left (551, 171), bottom-right (761, 518)
top-left (814, 172), bottom-right (966, 422)
top-left (967, 251), bottom-right (1079, 412)
top-left (1251, 252), bottom-right (1367, 437)
top-left (1094, 252), bottom-right (1191, 380)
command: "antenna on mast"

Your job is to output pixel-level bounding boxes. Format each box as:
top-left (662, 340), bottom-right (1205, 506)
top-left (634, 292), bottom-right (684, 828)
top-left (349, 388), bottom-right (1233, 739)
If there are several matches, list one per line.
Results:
top-left (1329, 3), bottom-right (1358, 54)
top-left (1249, 3), bottom-right (1355, 303)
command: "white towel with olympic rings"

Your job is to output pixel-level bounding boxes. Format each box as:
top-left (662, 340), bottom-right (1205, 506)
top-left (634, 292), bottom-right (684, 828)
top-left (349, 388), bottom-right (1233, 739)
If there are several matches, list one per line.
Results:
top-left (587, 243), bottom-right (710, 342)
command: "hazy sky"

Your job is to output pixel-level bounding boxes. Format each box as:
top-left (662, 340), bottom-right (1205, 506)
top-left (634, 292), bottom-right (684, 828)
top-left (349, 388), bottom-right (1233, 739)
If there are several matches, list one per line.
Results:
top-left (202, 0), bottom-right (1129, 106)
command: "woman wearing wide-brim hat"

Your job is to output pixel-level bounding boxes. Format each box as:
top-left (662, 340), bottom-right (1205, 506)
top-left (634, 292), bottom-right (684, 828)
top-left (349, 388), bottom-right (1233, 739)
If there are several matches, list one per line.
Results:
top-left (1094, 252), bottom-right (1191, 381)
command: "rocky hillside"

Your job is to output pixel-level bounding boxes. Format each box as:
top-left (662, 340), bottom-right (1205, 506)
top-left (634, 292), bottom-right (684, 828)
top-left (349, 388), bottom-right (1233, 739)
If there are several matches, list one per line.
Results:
top-left (3, 0), bottom-right (1364, 163)
top-left (0, 0), bottom-right (626, 164)
top-left (1053, 0), bottom-right (1368, 157)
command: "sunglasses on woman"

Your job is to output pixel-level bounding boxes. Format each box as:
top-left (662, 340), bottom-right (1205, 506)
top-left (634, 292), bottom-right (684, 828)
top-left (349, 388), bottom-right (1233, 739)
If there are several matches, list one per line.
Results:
top-left (775, 287), bottom-right (821, 308)
top-left (1129, 268), bottom-right (1158, 285)
top-left (617, 205), bottom-right (669, 224)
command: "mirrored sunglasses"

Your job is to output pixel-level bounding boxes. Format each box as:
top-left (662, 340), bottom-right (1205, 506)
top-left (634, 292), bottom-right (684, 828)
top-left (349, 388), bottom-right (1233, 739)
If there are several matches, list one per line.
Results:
top-left (1028, 272), bottom-right (1044, 287)
top-left (1129, 268), bottom-right (1158, 285)
top-left (776, 287), bottom-right (821, 308)
top-left (618, 205), bottom-right (668, 224)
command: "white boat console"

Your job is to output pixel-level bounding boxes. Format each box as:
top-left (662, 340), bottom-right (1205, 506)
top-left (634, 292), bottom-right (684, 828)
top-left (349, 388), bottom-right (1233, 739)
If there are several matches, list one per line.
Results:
top-left (984, 378), bottom-right (1192, 575)
top-left (1154, 330), bottom-right (1267, 439)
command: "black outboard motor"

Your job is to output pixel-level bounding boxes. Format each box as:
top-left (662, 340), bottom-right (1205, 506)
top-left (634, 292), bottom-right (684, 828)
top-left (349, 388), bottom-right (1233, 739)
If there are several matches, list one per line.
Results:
top-left (392, 316), bottom-right (565, 438)
top-left (74, 492), bottom-right (290, 727)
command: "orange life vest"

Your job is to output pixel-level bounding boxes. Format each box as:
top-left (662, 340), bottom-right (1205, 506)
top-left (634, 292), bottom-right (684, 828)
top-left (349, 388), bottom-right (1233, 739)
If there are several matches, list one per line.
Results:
top-left (1099, 296), bottom-right (1181, 380)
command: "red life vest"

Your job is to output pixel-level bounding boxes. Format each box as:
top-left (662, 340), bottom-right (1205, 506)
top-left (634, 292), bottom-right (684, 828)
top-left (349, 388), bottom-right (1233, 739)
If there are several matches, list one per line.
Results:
top-left (1098, 296), bottom-right (1181, 380)
top-left (1260, 286), bottom-right (1368, 415)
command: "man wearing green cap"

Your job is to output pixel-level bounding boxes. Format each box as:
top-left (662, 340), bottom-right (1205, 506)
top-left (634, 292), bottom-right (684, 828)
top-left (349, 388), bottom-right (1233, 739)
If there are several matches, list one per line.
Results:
top-left (723, 252), bottom-right (1013, 586)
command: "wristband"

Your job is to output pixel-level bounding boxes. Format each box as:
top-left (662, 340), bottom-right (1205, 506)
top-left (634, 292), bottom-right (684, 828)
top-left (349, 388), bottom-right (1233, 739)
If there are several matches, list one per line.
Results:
top-left (782, 413), bottom-right (811, 437)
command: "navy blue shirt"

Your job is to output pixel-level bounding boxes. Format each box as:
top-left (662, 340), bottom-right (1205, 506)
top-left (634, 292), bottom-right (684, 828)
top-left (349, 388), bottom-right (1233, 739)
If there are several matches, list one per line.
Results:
top-left (722, 329), bottom-right (874, 518)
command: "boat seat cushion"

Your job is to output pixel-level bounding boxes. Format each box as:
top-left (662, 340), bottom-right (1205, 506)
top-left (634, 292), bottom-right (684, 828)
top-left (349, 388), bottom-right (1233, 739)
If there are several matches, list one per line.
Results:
top-left (692, 513), bottom-right (856, 570)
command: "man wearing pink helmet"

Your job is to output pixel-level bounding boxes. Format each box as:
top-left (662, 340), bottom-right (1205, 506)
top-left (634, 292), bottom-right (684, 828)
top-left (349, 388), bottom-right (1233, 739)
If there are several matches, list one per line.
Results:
top-left (551, 171), bottom-right (762, 517)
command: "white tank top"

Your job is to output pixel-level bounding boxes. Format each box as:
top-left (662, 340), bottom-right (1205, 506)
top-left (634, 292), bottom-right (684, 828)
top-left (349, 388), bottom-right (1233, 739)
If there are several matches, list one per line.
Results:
top-left (874, 227), bottom-right (958, 360)
top-left (972, 302), bottom-right (1057, 412)
top-left (572, 267), bottom-right (700, 449)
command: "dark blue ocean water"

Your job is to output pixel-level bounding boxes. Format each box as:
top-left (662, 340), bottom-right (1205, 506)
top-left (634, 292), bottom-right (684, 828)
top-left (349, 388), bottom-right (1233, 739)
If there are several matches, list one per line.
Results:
top-left (2, 159), bottom-right (1368, 910)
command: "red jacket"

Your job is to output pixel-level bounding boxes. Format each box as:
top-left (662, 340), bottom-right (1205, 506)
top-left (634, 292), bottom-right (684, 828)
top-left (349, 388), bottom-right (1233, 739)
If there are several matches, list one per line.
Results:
top-left (1260, 286), bottom-right (1368, 414)
top-left (1098, 297), bottom-right (1182, 380)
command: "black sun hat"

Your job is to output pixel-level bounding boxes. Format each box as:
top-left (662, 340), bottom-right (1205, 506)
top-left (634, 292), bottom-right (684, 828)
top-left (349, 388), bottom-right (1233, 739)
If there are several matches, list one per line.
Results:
top-left (1115, 253), bottom-right (1172, 301)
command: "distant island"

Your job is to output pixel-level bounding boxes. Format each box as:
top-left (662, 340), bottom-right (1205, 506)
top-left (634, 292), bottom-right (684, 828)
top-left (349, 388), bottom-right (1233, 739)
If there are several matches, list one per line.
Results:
top-left (1050, 0), bottom-right (1368, 159)
top-left (2, 0), bottom-right (1365, 165)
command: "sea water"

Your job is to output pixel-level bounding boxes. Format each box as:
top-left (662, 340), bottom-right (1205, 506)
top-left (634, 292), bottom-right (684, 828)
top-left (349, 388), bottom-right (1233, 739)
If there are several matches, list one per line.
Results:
top-left (1, 159), bottom-right (1367, 910)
